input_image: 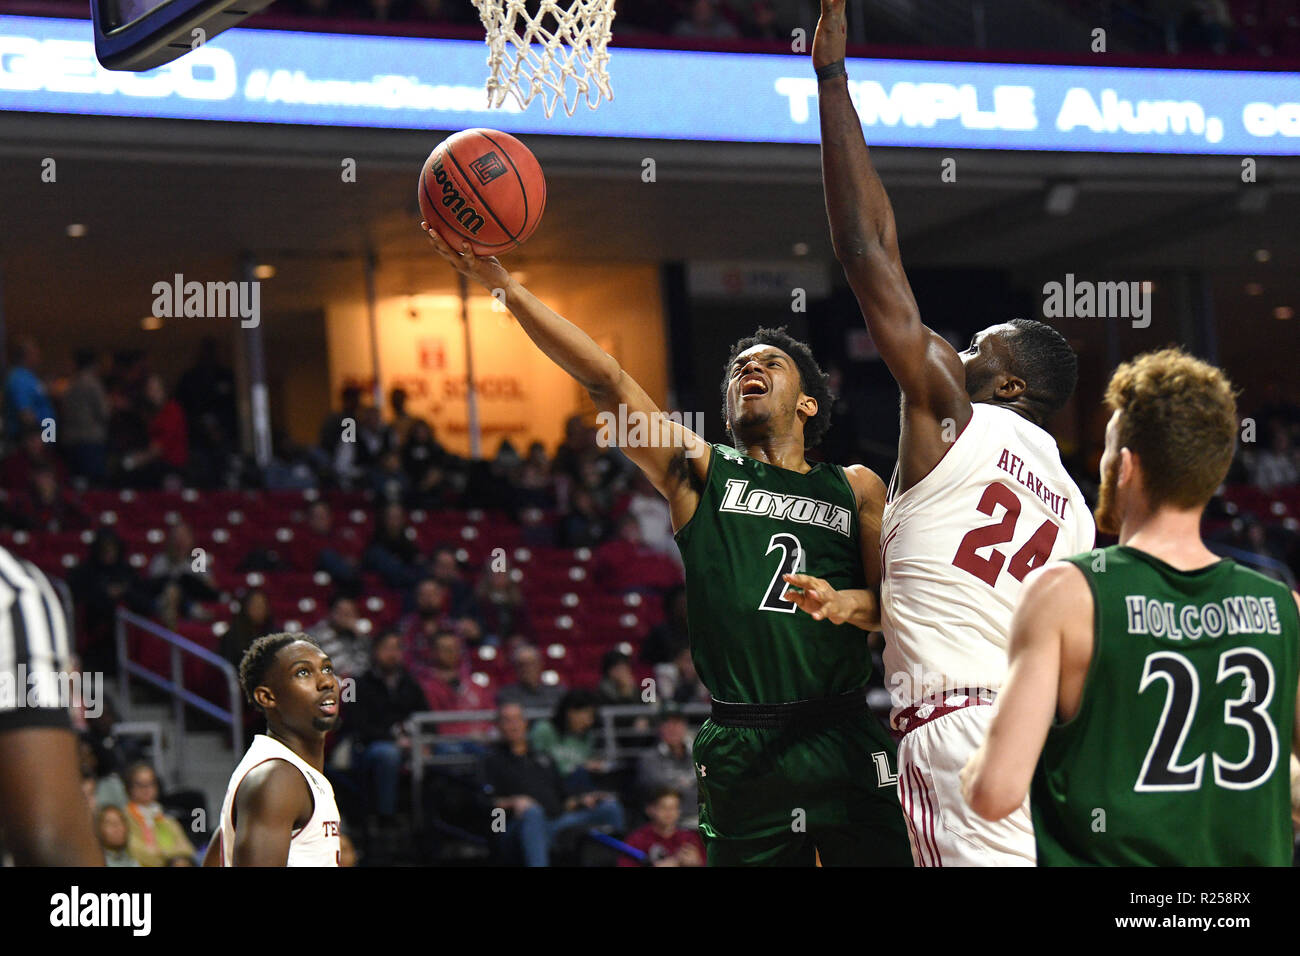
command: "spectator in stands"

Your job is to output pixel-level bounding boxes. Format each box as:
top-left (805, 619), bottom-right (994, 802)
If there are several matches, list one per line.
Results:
top-left (636, 706), bottom-right (698, 823)
top-left (0, 423), bottom-right (63, 492)
top-left (97, 805), bottom-right (140, 868)
top-left (416, 630), bottom-right (494, 738)
top-left (641, 585), bottom-right (689, 666)
top-left (3, 335), bottom-right (55, 440)
top-left (596, 649), bottom-right (640, 707)
top-left (349, 631), bottom-right (430, 828)
top-left (617, 787), bottom-right (704, 867)
top-left (1249, 421), bottom-right (1300, 490)
top-left (148, 520), bottom-right (220, 626)
top-left (402, 419), bottom-right (456, 506)
top-left (13, 464), bottom-right (91, 533)
top-left (400, 577), bottom-right (455, 665)
top-left (471, 558), bottom-right (525, 643)
top-left (558, 487), bottom-right (609, 548)
top-left (622, 470), bottom-right (679, 564)
top-left (120, 374), bottom-right (188, 488)
top-left (484, 702), bottom-right (625, 867)
top-left (597, 648), bottom-right (653, 745)
top-left (656, 641), bottom-right (710, 704)
top-left (356, 405), bottom-right (394, 468)
top-left (364, 501), bottom-right (427, 589)
top-left (673, 0), bottom-right (740, 39)
top-left (319, 384), bottom-right (364, 488)
top-left (62, 348), bottom-right (111, 482)
top-left (496, 643), bottom-right (565, 712)
top-left (220, 588), bottom-right (275, 669)
top-left (575, 454), bottom-right (619, 515)
top-left (123, 761), bottom-right (196, 867)
top-left (78, 733), bottom-right (130, 810)
top-left (524, 439), bottom-right (549, 473)
top-left (309, 592), bottom-right (370, 680)
top-left (388, 386), bottom-right (424, 448)
top-left (529, 688), bottom-right (607, 788)
top-left (174, 337), bottom-right (237, 482)
top-left (550, 414), bottom-right (594, 485)
top-left (370, 447), bottom-right (412, 505)
top-left (510, 442), bottom-right (557, 513)
top-left (297, 499), bottom-right (361, 585)
top-left (69, 528), bottom-right (151, 673)
top-left (428, 546), bottom-right (473, 616)
top-left (595, 513), bottom-right (684, 595)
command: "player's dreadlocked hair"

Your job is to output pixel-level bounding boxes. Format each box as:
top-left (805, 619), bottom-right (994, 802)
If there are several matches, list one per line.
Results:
top-left (721, 326), bottom-right (834, 448)
top-left (1003, 319), bottom-right (1079, 420)
top-left (239, 632), bottom-right (310, 711)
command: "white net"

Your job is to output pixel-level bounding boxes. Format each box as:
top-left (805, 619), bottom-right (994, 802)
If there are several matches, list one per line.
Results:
top-left (472, 0), bottom-right (616, 119)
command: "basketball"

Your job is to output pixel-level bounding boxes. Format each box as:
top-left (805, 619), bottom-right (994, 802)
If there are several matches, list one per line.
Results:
top-left (418, 128), bottom-right (546, 257)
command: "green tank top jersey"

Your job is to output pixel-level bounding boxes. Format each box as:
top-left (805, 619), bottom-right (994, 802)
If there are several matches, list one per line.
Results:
top-left (673, 444), bottom-right (870, 705)
top-left (1032, 545), bottom-right (1300, 866)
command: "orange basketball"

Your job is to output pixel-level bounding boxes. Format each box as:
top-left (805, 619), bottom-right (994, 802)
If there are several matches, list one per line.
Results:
top-left (418, 128), bottom-right (546, 257)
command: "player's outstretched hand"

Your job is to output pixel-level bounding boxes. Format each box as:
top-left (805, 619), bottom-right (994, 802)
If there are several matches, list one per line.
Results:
top-left (814, 0), bottom-right (848, 68)
top-left (421, 221), bottom-right (511, 292)
top-left (782, 573), bottom-right (851, 624)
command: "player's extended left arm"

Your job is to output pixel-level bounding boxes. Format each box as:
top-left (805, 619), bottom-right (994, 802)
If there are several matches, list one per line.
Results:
top-left (961, 566), bottom-right (1072, 820)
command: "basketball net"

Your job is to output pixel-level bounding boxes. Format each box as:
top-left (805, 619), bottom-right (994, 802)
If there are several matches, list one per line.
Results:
top-left (472, 0), bottom-right (616, 119)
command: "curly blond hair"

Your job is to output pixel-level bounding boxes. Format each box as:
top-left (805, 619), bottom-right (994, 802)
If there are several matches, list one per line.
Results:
top-left (1104, 347), bottom-right (1238, 510)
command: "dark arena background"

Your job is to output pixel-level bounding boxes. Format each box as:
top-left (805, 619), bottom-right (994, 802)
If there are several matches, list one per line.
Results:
top-left (0, 0), bottom-right (1298, 906)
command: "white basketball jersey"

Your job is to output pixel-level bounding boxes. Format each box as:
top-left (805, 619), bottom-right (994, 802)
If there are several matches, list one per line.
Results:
top-left (880, 403), bottom-right (1095, 722)
top-left (220, 734), bottom-right (340, 867)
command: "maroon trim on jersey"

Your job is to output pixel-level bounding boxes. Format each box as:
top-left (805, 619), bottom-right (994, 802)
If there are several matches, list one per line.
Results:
top-left (894, 690), bottom-right (995, 738)
top-left (901, 763), bottom-right (941, 866)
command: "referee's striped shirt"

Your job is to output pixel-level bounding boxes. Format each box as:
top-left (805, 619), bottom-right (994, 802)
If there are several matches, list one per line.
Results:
top-left (0, 544), bottom-right (74, 732)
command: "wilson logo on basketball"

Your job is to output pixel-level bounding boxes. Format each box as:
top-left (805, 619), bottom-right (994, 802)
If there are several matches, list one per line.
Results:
top-left (429, 155), bottom-right (486, 235)
top-left (469, 151), bottom-right (508, 185)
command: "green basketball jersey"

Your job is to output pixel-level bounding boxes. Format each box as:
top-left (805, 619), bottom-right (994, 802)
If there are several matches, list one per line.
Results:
top-left (1032, 545), bottom-right (1299, 866)
top-left (673, 444), bottom-right (870, 705)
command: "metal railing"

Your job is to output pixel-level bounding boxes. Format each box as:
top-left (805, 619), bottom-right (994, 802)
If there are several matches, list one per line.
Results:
top-left (407, 703), bottom-right (710, 824)
top-left (115, 609), bottom-right (243, 782)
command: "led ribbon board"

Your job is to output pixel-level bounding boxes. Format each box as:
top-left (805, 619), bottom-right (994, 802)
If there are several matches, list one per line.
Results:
top-left (4, 15), bottom-right (1299, 154)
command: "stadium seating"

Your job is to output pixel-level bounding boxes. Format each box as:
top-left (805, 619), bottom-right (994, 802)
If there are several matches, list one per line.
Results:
top-left (8, 487), bottom-right (675, 708)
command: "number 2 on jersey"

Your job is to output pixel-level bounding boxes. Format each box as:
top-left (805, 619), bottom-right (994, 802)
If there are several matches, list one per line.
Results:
top-left (951, 480), bottom-right (1060, 587)
top-left (760, 532), bottom-right (804, 613)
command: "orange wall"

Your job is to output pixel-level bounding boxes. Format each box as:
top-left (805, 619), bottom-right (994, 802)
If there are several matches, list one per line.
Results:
top-left (324, 263), bottom-right (668, 457)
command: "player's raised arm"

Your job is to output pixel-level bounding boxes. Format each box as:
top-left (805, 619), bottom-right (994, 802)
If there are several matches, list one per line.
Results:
top-left (961, 563), bottom-right (1089, 820)
top-left (422, 224), bottom-right (709, 529)
top-left (814, 1), bottom-right (969, 431)
top-left (230, 760), bottom-right (312, 867)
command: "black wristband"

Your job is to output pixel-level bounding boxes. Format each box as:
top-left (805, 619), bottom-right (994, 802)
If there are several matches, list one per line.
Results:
top-left (816, 59), bottom-right (847, 81)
